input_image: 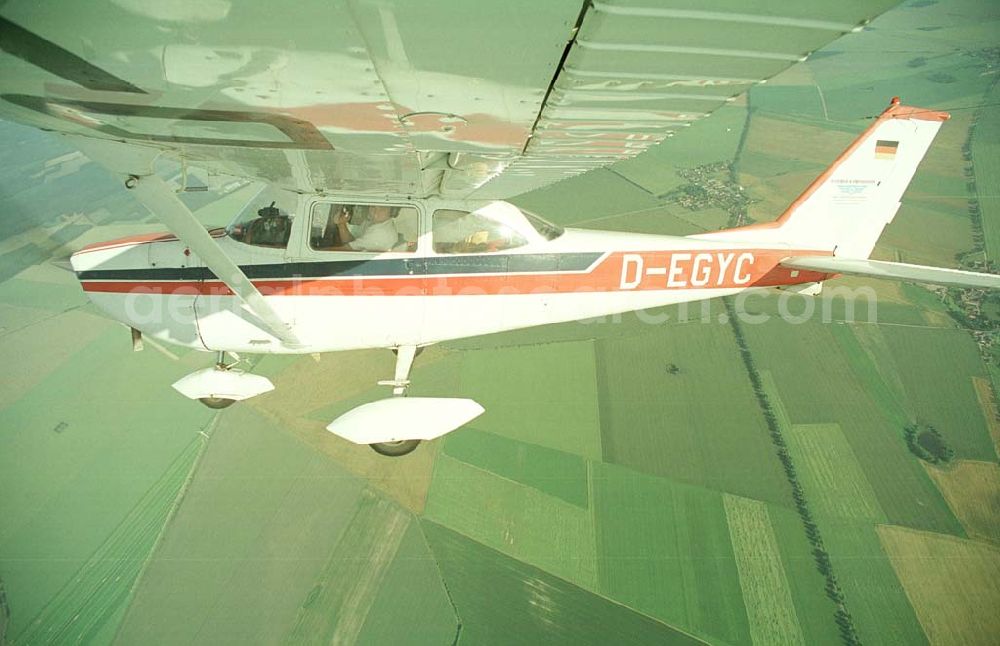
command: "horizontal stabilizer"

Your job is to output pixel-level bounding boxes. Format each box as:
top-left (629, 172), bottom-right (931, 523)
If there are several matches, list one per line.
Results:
top-left (327, 397), bottom-right (485, 444)
top-left (782, 257), bottom-right (1000, 289)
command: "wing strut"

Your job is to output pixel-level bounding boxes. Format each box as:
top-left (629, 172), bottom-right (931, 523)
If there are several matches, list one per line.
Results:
top-left (67, 136), bottom-right (300, 347)
top-left (126, 174), bottom-right (302, 347)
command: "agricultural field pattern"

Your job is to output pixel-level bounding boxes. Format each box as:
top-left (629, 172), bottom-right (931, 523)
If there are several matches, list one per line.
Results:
top-left (1, 0), bottom-right (999, 644)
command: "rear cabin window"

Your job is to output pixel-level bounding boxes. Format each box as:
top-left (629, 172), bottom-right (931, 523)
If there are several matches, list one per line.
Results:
top-left (432, 209), bottom-right (528, 254)
top-left (309, 203), bottom-right (417, 253)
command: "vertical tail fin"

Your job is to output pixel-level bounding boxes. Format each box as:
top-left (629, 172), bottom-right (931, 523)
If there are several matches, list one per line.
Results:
top-left (710, 99), bottom-right (950, 258)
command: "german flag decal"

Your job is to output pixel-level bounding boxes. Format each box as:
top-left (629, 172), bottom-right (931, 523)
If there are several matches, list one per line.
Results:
top-left (875, 139), bottom-right (898, 160)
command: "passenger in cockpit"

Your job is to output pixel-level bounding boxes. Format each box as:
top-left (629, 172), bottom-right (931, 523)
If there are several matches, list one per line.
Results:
top-left (328, 204), bottom-right (398, 252)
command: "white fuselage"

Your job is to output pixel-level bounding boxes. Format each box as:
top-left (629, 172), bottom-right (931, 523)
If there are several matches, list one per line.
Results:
top-left (70, 198), bottom-right (831, 354)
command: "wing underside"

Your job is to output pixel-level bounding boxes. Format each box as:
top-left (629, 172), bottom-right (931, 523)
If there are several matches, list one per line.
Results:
top-left (0, 0), bottom-right (898, 198)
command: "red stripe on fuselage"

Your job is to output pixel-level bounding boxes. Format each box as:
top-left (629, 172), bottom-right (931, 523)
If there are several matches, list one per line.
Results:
top-left (74, 228), bottom-right (226, 255)
top-left (79, 249), bottom-right (831, 296)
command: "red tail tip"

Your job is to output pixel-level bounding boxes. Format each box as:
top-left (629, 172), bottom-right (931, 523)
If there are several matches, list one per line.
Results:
top-left (890, 96), bottom-right (901, 105)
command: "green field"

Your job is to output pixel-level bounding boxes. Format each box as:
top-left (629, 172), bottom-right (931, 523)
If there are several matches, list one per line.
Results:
top-left (443, 428), bottom-right (589, 507)
top-left (113, 405), bottom-right (372, 644)
top-left (583, 204), bottom-right (713, 236)
top-left (0, 323), bottom-right (213, 639)
top-left (757, 371), bottom-right (929, 645)
top-left (511, 168), bottom-right (663, 227)
top-left (13, 435), bottom-right (205, 645)
top-left (591, 462), bottom-right (749, 644)
top-left (458, 340), bottom-right (603, 460)
top-left (823, 522), bottom-right (929, 646)
top-left (829, 323), bottom-right (909, 428)
top-left (422, 521), bottom-right (704, 645)
top-left (442, 299), bottom-right (725, 352)
top-left (595, 322), bottom-right (790, 506)
top-left (743, 318), bottom-right (963, 535)
top-left (614, 103), bottom-right (749, 197)
top-left (723, 494), bottom-right (805, 646)
top-left (881, 325), bottom-right (995, 461)
top-left (354, 522), bottom-right (457, 645)
top-left (0, 273), bottom-right (89, 313)
top-left (808, 0), bottom-right (998, 122)
top-left (284, 491), bottom-right (411, 645)
top-left (765, 507), bottom-right (841, 646)
top-left (751, 86), bottom-right (826, 121)
top-left (884, 200), bottom-right (978, 269)
top-left (973, 80), bottom-right (1000, 261)
top-left (512, 103), bottom-right (749, 235)
top-left (0, 307), bottom-right (108, 409)
top-left (423, 453), bottom-right (598, 589)
top-left (785, 423), bottom-right (887, 522)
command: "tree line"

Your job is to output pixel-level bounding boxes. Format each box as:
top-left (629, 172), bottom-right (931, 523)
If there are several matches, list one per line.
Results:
top-left (723, 297), bottom-right (862, 646)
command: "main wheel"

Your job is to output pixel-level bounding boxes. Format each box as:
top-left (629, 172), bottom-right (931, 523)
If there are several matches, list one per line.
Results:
top-left (199, 397), bottom-right (236, 409)
top-left (369, 439), bottom-right (421, 457)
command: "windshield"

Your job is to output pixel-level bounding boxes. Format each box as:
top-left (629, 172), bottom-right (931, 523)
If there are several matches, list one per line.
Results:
top-left (431, 201), bottom-right (563, 253)
top-left (432, 208), bottom-right (528, 254)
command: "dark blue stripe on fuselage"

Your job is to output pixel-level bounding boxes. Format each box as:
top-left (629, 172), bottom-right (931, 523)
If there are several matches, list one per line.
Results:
top-left (76, 252), bottom-right (604, 282)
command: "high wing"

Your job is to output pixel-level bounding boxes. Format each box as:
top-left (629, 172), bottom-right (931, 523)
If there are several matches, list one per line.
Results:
top-left (0, 0), bottom-right (898, 199)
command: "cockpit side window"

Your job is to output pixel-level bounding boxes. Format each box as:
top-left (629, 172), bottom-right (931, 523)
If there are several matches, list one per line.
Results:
top-left (226, 200), bottom-right (293, 249)
top-left (432, 209), bottom-right (528, 254)
top-left (309, 202), bottom-right (416, 253)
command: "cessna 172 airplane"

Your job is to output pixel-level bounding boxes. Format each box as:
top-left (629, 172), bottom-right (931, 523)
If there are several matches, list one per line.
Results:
top-left (1, 1), bottom-right (998, 455)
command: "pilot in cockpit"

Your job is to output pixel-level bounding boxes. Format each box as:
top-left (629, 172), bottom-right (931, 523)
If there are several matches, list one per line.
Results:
top-left (326, 204), bottom-right (398, 252)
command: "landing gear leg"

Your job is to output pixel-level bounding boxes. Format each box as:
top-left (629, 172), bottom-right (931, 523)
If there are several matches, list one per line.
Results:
top-left (380, 345), bottom-right (417, 396)
top-left (369, 346), bottom-right (421, 456)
